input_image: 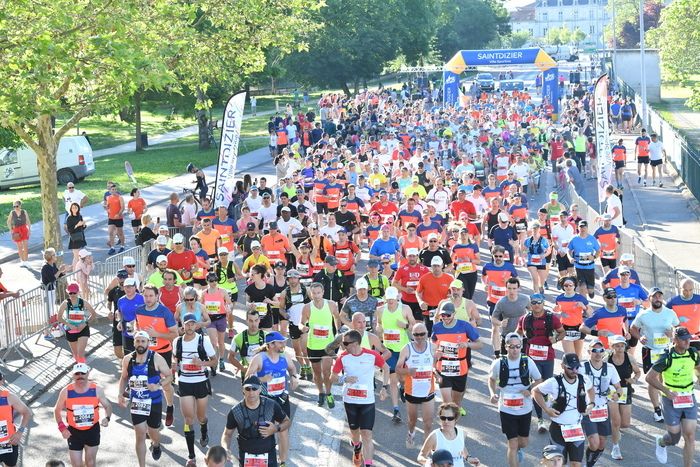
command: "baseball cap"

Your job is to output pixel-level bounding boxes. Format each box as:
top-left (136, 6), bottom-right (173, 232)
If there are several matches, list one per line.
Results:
top-left (427, 232), bottom-right (439, 240)
top-left (124, 278), bottom-right (137, 287)
top-left (602, 213), bottom-right (612, 221)
top-left (674, 326), bottom-right (692, 340)
top-left (431, 256), bottom-right (444, 266)
top-left (530, 293), bottom-right (545, 302)
top-left (265, 331), bottom-right (286, 343)
top-left (286, 269), bottom-right (301, 278)
top-left (281, 206), bottom-right (291, 212)
top-left (250, 185), bottom-right (258, 191)
top-left (78, 249), bottom-right (91, 258)
top-left (72, 363), bottom-right (90, 375)
top-left (123, 256), bottom-right (136, 266)
top-left (431, 449), bottom-right (454, 464)
top-left (182, 313), bottom-right (198, 324)
top-left (588, 338), bottom-right (604, 348)
top-left (618, 265), bottom-right (631, 274)
top-left (542, 444), bottom-right (564, 460)
top-left (367, 259), bottom-right (380, 268)
top-left (385, 287), bottom-right (400, 300)
top-left (251, 241), bottom-right (261, 249)
top-left (66, 282), bottom-right (80, 293)
top-left (297, 205), bottom-right (307, 213)
top-left (269, 221), bottom-right (278, 229)
top-left (608, 335), bottom-right (627, 346)
top-left (440, 302), bottom-right (455, 315)
top-left (133, 330), bottom-right (150, 340)
top-left (273, 260), bottom-right (285, 269)
top-left (338, 227), bottom-right (347, 234)
top-left (603, 287), bottom-right (617, 297)
top-left (380, 224), bottom-right (391, 231)
top-left (649, 287), bottom-right (663, 296)
top-left (498, 212), bottom-right (509, 222)
top-left (242, 375), bottom-right (262, 389)
top-left (562, 352), bottom-right (581, 369)
top-left (578, 220), bottom-right (588, 227)
top-left (247, 222), bottom-right (256, 230)
top-left (450, 279), bottom-right (464, 289)
top-left (206, 272), bottom-right (218, 282)
top-left (156, 235), bottom-right (168, 245)
top-left (117, 269), bottom-right (129, 279)
top-left (156, 255), bottom-right (168, 263)
top-left (218, 247), bottom-right (229, 255)
top-left (325, 255), bottom-right (338, 266)
top-left (406, 248), bottom-right (419, 257)
top-left (505, 332), bottom-right (522, 343)
top-left (549, 192), bottom-right (558, 199)
top-left (355, 278), bottom-right (369, 290)
top-left (158, 225), bottom-right (169, 232)
top-left (620, 253), bottom-right (634, 262)
top-left (173, 233), bottom-right (185, 244)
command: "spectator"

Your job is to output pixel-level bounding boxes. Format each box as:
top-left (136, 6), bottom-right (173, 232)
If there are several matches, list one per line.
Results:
top-left (65, 203), bottom-right (87, 269)
top-left (7, 200), bottom-right (30, 266)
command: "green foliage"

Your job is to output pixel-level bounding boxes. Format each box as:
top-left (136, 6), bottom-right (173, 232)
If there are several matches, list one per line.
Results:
top-left (545, 27), bottom-right (571, 46)
top-left (502, 31), bottom-right (533, 49)
top-left (571, 28), bottom-right (587, 45)
top-left (605, 0), bottom-right (664, 49)
top-left (0, 128), bottom-right (21, 149)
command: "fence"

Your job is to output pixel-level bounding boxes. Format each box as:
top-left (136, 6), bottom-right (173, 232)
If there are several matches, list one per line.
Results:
top-left (567, 184), bottom-right (699, 295)
top-left (0, 241), bottom-right (153, 362)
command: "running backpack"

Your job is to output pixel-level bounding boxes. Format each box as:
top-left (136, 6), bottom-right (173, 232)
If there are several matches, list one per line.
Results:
top-left (175, 334), bottom-right (210, 377)
top-left (523, 312), bottom-right (554, 339)
top-left (240, 330), bottom-right (265, 359)
top-left (498, 355), bottom-right (530, 388)
top-left (552, 374), bottom-right (587, 414)
top-left (363, 274), bottom-right (386, 298)
top-left (127, 350), bottom-right (157, 380)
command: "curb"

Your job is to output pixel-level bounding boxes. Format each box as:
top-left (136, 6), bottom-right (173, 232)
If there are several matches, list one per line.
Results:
top-left (623, 171), bottom-right (648, 232)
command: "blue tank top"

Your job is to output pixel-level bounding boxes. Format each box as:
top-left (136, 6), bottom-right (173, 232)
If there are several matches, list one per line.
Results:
top-left (129, 351), bottom-right (162, 404)
top-left (259, 353), bottom-right (289, 397)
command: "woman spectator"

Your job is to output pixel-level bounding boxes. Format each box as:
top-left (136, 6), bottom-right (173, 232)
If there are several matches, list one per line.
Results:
top-left (75, 249), bottom-right (94, 301)
top-left (127, 188), bottom-right (147, 238)
top-left (41, 248), bottom-right (68, 322)
top-left (65, 203), bottom-right (87, 269)
top-left (7, 200), bottom-right (30, 266)
top-left (136, 213), bottom-right (158, 246)
top-left (236, 206), bottom-right (256, 233)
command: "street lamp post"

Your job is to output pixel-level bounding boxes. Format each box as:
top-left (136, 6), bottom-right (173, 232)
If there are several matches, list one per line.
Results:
top-left (639, 0), bottom-right (648, 127)
top-left (611, 0), bottom-right (617, 78)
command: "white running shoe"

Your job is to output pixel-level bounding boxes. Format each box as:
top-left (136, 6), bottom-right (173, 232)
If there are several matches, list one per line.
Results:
top-left (655, 435), bottom-right (667, 464)
top-left (405, 431), bottom-right (415, 449)
top-left (611, 444), bottom-right (623, 460)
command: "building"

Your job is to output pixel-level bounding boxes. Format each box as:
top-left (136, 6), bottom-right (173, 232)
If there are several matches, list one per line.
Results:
top-left (510, 0), bottom-right (611, 49)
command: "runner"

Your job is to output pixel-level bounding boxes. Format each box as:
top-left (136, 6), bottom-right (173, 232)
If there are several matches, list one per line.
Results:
top-left (532, 354), bottom-right (595, 467)
top-left (245, 264), bottom-right (277, 331)
top-left (437, 280), bottom-right (479, 329)
top-left (57, 282), bottom-right (97, 363)
top-left (635, 128), bottom-right (651, 186)
top-left (53, 363), bottom-right (113, 467)
top-left (246, 332), bottom-right (299, 467)
top-left (648, 133), bottom-right (666, 187)
top-left (301, 282), bottom-right (341, 408)
top-left (524, 221), bottom-right (550, 294)
top-left (606, 334), bottom-right (641, 460)
top-left (213, 247), bottom-right (242, 339)
top-left (539, 444), bottom-right (565, 467)
top-left (417, 402), bottom-right (481, 466)
top-left (341, 278), bottom-right (379, 330)
top-left (517, 294), bottom-right (566, 433)
top-left (580, 287), bottom-right (628, 348)
top-left (220, 375), bottom-right (291, 467)
top-left (375, 286), bottom-right (415, 423)
top-left (551, 211), bottom-right (575, 283)
top-left (481, 245), bottom-right (518, 315)
top-left (416, 257), bottom-right (453, 334)
top-left (630, 287), bottom-right (679, 423)
top-left (450, 228), bottom-right (480, 299)
top-left (666, 278), bottom-right (700, 348)
top-left (593, 214), bottom-right (620, 275)
top-left (567, 220), bottom-right (600, 299)
top-left (553, 276), bottom-right (592, 358)
top-left (0, 371), bottom-right (31, 467)
top-left (330, 329), bottom-right (389, 467)
top-left (229, 310), bottom-right (266, 378)
top-left (602, 253), bottom-right (640, 288)
top-left (105, 184), bottom-right (126, 255)
top-left (491, 278), bottom-right (530, 358)
top-left (279, 269), bottom-right (312, 380)
top-left (393, 248), bottom-right (429, 323)
top-left (117, 331), bottom-right (171, 467)
top-left (614, 266), bottom-right (648, 351)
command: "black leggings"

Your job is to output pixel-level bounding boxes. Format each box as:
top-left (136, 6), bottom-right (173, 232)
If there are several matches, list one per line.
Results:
top-left (457, 272), bottom-right (478, 300)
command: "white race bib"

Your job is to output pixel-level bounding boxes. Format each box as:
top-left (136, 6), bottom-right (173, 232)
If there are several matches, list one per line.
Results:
top-left (383, 330), bottom-right (401, 343)
top-left (255, 302), bottom-right (268, 317)
top-left (312, 325), bottom-right (330, 339)
top-left (267, 376), bottom-right (286, 396)
top-left (589, 405), bottom-right (609, 422)
top-left (502, 393), bottom-right (525, 408)
top-left (130, 397), bottom-right (152, 416)
top-left (561, 423), bottom-right (585, 442)
top-left (72, 404), bottom-right (95, 428)
top-left (345, 384), bottom-right (369, 402)
top-left (528, 344), bottom-right (549, 361)
top-left (672, 392), bottom-right (694, 409)
top-left (244, 452), bottom-right (269, 467)
top-left (530, 254), bottom-right (544, 265)
top-left (440, 359), bottom-right (461, 377)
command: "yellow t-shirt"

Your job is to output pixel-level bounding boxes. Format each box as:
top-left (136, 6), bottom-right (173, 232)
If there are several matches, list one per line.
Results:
top-left (242, 253), bottom-right (271, 273)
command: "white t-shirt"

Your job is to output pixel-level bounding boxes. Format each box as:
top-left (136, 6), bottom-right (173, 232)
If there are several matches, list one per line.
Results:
top-left (64, 188), bottom-right (87, 213)
top-left (332, 348), bottom-right (385, 404)
top-left (427, 187), bottom-right (451, 212)
top-left (551, 223), bottom-right (575, 252)
top-left (181, 202), bottom-right (197, 226)
top-left (648, 141), bottom-right (664, 161)
top-left (631, 307), bottom-right (679, 351)
top-left (605, 194), bottom-right (623, 228)
top-left (258, 204), bottom-right (278, 227)
top-left (277, 217), bottom-right (304, 236)
top-left (509, 163), bottom-right (530, 186)
top-left (489, 356), bottom-right (542, 415)
top-left (581, 361), bottom-right (621, 407)
top-left (320, 224), bottom-right (343, 242)
top-left (174, 334), bottom-right (216, 384)
top-left (536, 375), bottom-right (593, 425)
top-left (246, 195), bottom-right (263, 214)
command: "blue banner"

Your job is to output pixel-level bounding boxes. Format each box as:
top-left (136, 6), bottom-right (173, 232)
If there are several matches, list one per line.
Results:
top-left (542, 68), bottom-right (559, 114)
top-left (460, 48), bottom-right (542, 66)
top-left (443, 71), bottom-right (460, 107)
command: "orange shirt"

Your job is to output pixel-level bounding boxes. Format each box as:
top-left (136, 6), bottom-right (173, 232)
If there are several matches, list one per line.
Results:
top-left (416, 273), bottom-right (454, 308)
top-left (261, 233), bottom-right (291, 264)
top-left (128, 197), bottom-right (146, 220)
top-left (195, 229), bottom-right (221, 257)
top-left (106, 194), bottom-right (123, 220)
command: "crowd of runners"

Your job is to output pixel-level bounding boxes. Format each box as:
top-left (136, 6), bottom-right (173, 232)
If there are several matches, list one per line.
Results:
top-left (2, 76), bottom-right (699, 467)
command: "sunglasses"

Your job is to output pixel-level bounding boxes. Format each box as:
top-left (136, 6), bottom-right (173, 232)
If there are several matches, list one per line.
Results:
top-left (493, 255), bottom-right (503, 258)
top-left (219, 253), bottom-right (228, 256)
top-left (530, 300), bottom-right (543, 305)
top-left (244, 386), bottom-right (261, 392)
top-left (439, 415), bottom-right (456, 421)
top-left (413, 332), bottom-right (427, 337)
top-left (184, 298), bottom-right (196, 302)
top-left (74, 372), bottom-right (86, 376)
top-left (591, 348), bottom-right (606, 354)
top-left (68, 292), bottom-right (78, 295)
top-left (429, 240), bottom-right (438, 243)
top-left (125, 265), bottom-right (135, 268)
top-left (174, 242), bottom-right (183, 245)
top-left (604, 294), bottom-right (617, 299)
top-left (507, 344), bottom-right (522, 349)
top-left (342, 341), bottom-right (357, 346)
top-left (563, 283), bottom-right (575, 287)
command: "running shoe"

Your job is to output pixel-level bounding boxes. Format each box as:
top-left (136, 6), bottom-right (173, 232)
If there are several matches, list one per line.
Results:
top-left (405, 431), bottom-right (415, 449)
top-left (459, 407), bottom-right (466, 416)
top-left (317, 393), bottom-right (325, 407)
top-left (185, 459), bottom-right (197, 467)
top-left (108, 248), bottom-right (116, 256)
top-left (352, 441), bottom-right (363, 466)
top-left (537, 418), bottom-right (547, 434)
top-left (392, 408), bottom-right (402, 424)
top-left (659, 182), bottom-right (664, 188)
top-left (326, 394), bottom-right (335, 409)
top-left (219, 359), bottom-right (225, 372)
top-left (165, 407), bottom-right (174, 427)
top-left (118, 246), bottom-right (125, 253)
top-left (151, 443), bottom-right (162, 460)
top-left (638, 176), bottom-right (642, 184)
top-left (643, 180), bottom-right (647, 187)
top-left (655, 435), bottom-right (667, 464)
top-left (227, 329), bottom-right (235, 340)
top-left (544, 280), bottom-right (549, 290)
top-left (517, 448), bottom-right (524, 464)
top-left (200, 430), bottom-right (209, 447)
top-left (654, 406), bottom-right (664, 423)
top-left (611, 444), bottom-right (623, 460)
top-left (211, 366), bottom-right (216, 377)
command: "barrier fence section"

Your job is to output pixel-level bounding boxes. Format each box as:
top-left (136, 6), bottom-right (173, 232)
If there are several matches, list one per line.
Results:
top-left (0, 242), bottom-right (151, 362)
top-left (567, 184), bottom-right (699, 295)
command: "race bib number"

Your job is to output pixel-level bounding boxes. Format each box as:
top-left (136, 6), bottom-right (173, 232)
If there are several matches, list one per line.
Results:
top-left (456, 262), bottom-right (475, 274)
top-left (0, 443), bottom-right (11, 454)
top-left (578, 251), bottom-right (593, 265)
top-left (602, 249), bottom-right (616, 259)
top-left (68, 311), bottom-right (85, 322)
top-left (267, 376), bottom-right (286, 396)
top-left (73, 404), bottom-right (95, 428)
top-left (181, 359), bottom-right (202, 374)
top-left (491, 285), bottom-right (506, 298)
top-left (244, 452), bottom-right (269, 467)
top-left (440, 359), bottom-right (461, 376)
top-left (383, 330), bottom-right (401, 343)
top-left (502, 393), bottom-right (525, 408)
top-left (0, 420), bottom-right (9, 445)
top-left (312, 325), bottom-right (330, 339)
top-left (406, 281), bottom-right (419, 288)
top-left (530, 254), bottom-right (544, 265)
top-left (564, 330), bottom-right (581, 341)
top-left (650, 348), bottom-right (666, 363)
top-left (561, 423), bottom-right (585, 442)
top-left (589, 406), bottom-right (609, 422)
top-left (220, 234), bottom-right (231, 245)
top-left (672, 393), bottom-right (694, 409)
top-left (346, 384), bottom-right (369, 401)
top-left (608, 387), bottom-right (629, 404)
top-left (653, 333), bottom-right (670, 349)
top-left (255, 303), bottom-right (268, 318)
top-left (414, 367), bottom-right (433, 380)
top-left (429, 308), bottom-right (437, 320)
top-left (129, 375), bottom-right (148, 390)
top-left (440, 341), bottom-right (459, 358)
top-left (130, 397), bottom-right (152, 416)
top-left (515, 222), bottom-right (527, 233)
top-left (205, 300), bottom-right (220, 313)
top-left (149, 336), bottom-right (158, 347)
top-left (503, 251), bottom-right (511, 262)
top-left (528, 344), bottom-right (549, 361)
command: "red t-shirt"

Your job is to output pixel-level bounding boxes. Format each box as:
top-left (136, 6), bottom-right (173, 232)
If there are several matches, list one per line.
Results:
top-left (518, 313), bottom-right (562, 361)
top-left (450, 200), bottom-right (476, 220)
top-left (393, 264), bottom-right (429, 303)
top-left (166, 250), bottom-right (196, 272)
top-left (159, 286), bottom-right (180, 314)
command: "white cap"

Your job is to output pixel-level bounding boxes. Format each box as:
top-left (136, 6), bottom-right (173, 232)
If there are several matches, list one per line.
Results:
top-left (78, 249), bottom-right (91, 258)
top-left (124, 278), bottom-right (137, 287)
top-left (406, 248), bottom-right (419, 256)
top-left (122, 256), bottom-right (136, 266)
top-left (156, 255), bottom-right (168, 264)
top-left (498, 212), bottom-right (510, 222)
top-left (281, 206), bottom-right (291, 212)
top-left (355, 278), bottom-right (369, 290)
top-left (251, 241), bottom-right (261, 249)
top-left (72, 363), bottom-right (90, 375)
top-left (172, 233), bottom-right (185, 244)
top-left (385, 287), bottom-right (400, 300)
top-left (427, 232), bottom-right (439, 240)
top-left (156, 235), bottom-right (168, 245)
top-left (620, 253), bottom-right (634, 262)
top-left (158, 225), bottom-right (169, 232)
top-left (431, 256), bottom-right (444, 266)
top-left (217, 247), bottom-right (230, 255)
top-left (133, 330), bottom-right (150, 340)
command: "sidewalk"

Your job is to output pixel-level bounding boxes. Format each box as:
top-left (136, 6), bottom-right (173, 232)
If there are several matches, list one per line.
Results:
top-left (572, 131), bottom-right (700, 282)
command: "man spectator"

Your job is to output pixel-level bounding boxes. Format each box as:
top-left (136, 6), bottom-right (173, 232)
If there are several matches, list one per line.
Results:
top-left (166, 193), bottom-right (184, 233)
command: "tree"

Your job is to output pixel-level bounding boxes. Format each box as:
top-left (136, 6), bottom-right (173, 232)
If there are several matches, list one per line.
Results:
top-left (435, 0), bottom-right (512, 60)
top-left (571, 28), bottom-right (587, 46)
top-left (503, 31), bottom-right (533, 49)
top-left (284, 0), bottom-right (436, 95)
top-left (606, 0), bottom-right (664, 48)
top-left (0, 0), bottom-right (183, 251)
top-left (648, 0), bottom-right (700, 110)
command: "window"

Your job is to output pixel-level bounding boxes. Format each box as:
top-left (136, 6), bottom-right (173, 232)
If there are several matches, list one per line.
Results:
top-left (542, 12), bottom-right (548, 21)
top-left (543, 27), bottom-right (549, 35)
top-left (0, 150), bottom-right (18, 167)
top-left (590, 25), bottom-right (595, 34)
top-left (558, 11), bottom-right (563, 21)
top-left (589, 10), bottom-right (594, 19)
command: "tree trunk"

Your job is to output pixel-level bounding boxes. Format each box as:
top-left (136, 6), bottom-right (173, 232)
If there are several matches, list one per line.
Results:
top-left (271, 76), bottom-right (275, 94)
top-left (35, 115), bottom-right (62, 253)
top-left (341, 82), bottom-right (351, 97)
top-left (196, 87), bottom-right (210, 150)
top-left (353, 78), bottom-right (359, 95)
top-left (134, 91), bottom-right (143, 151)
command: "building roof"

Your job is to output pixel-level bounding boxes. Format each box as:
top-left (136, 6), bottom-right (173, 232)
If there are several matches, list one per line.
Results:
top-left (510, 2), bottom-right (536, 21)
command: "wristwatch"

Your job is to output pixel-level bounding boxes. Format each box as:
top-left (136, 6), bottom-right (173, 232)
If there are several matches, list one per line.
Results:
top-left (382, 384), bottom-right (389, 389)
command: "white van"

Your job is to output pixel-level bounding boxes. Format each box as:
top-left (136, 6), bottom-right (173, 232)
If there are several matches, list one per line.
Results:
top-left (0, 136), bottom-right (95, 189)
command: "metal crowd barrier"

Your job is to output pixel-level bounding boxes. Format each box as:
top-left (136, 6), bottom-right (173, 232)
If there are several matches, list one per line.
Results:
top-left (566, 184), bottom-right (700, 295)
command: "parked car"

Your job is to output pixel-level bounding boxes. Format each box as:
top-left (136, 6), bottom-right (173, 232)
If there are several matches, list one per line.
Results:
top-left (475, 72), bottom-right (495, 92)
top-left (498, 79), bottom-right (525, 92)
top-left (0, 136), bottom-right (95, 189)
